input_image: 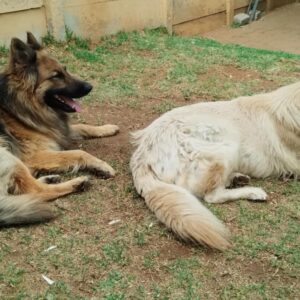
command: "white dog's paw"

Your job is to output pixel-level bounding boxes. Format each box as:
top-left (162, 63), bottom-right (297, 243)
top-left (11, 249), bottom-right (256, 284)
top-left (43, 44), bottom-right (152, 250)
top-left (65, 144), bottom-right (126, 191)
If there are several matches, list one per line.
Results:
top-left (247, 188), bottom-right (268, 201)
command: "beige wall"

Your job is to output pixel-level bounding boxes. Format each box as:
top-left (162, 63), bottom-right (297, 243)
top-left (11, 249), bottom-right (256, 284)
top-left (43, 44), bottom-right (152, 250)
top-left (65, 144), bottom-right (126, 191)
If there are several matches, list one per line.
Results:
top-left (0, 8), bottom-right (47, 46)
top-left (0, 0), bottom-right (46, 45)
top-left (63, 0), bottom-right (169, 39)
top-left (0, 0), bottom-right (170, 46)
top-left (0, 0), bottom-right (42, 14)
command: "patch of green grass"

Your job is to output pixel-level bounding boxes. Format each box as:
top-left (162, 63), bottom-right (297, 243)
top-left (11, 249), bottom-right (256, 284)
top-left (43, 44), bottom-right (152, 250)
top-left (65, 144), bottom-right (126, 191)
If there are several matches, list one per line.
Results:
top-left (64, 27), bottom-right (95, 61)
top-left (69, 46), bottom-right (101, 62)
top-left (0, 263), bottom-right (25, 287)
top-left (44, 280), bottom-right (72, 299)
top-left (134, 229), bottom-right (146, 246)
top-left (102, 240), bottom-right (128, 266)
top-left (231, 22), bottom-right (242, 28)
top-left (220, 282), bottom-right (268, 300)
top-left (57, 29), bottom-right (300, 105)
top-left (154, 100), bottom-right (177, 113)
top-left (143, 250), bottom-right (159, 268)
top-left (42, 31), bottom-right (56, 45)
top-left (93, 270), bottom-right (136, 299)
top-left (167, 61), bottom-right (199, 83)
top-left (100, 31), bottom-right (130, 48)
top-left (65, 25), bottom-right (74, 41)
top-left (20, 233), bottom-right (32, 245)
top-left (0, 45), bottom-right (8, 55)
top-left (65, 25), bottom-right (90, 49)
top-left (167, 258), bottom-right (201, 300)
top-left (47, 225), bottom-right (62, 238)
top-left (282, 181), bottom-right (300, 196)
top-left (74, 36), bottom-right (89, 50)
top-left (95, 270), bottom-right (123, 290)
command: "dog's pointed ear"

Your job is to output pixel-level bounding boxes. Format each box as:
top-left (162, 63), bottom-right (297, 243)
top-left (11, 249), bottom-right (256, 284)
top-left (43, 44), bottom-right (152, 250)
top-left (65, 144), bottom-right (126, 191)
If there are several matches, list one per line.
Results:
top-left (10, 38), bottom-right (36, 66)
top-left (27, 32), bottom-right (42, 50)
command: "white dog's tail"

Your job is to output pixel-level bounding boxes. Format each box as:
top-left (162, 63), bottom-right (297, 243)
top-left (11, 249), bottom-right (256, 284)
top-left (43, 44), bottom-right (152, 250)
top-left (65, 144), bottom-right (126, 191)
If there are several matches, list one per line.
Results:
top-left (131, 165), bottom-right (231, 251)
top-left (0, 195), bottom-right (54, 227)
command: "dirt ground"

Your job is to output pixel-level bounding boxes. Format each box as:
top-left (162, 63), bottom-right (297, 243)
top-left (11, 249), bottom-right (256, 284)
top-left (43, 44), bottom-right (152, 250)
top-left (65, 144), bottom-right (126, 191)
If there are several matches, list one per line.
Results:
top-left (204, 3), bottom-right (300, 54)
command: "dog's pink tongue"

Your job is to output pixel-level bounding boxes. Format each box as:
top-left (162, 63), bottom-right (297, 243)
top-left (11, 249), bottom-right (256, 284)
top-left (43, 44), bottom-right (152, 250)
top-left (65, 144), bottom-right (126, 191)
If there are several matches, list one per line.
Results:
top-left (61, 96), bottom-right (82, 112)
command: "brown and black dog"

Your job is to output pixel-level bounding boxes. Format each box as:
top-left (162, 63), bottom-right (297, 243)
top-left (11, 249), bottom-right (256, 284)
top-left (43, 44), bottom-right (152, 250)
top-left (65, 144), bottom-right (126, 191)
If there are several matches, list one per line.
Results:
top-left (0, 32), bottom-right (119, 226)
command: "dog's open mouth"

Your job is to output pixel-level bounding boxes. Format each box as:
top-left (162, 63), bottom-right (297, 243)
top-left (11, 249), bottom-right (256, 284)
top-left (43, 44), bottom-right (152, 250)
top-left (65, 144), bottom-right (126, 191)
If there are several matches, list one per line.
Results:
top-left (45, 92), bottom-right (83, 113)
top-left (53, 95), bottom-right (82, 112)
top-left (44, 81), bottom-right (92, 113)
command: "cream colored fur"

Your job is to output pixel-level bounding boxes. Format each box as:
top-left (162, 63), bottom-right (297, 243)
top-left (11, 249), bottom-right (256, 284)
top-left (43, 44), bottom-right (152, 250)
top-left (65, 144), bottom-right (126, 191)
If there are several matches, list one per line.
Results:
top-left (130, 82), bottom-right (300, 250)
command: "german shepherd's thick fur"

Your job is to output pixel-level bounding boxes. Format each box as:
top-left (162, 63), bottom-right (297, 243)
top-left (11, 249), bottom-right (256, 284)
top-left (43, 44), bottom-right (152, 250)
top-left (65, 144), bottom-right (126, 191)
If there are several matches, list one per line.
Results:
top-left (0, 32), bottom-right (119, 226)
top-left (130, 82), bottom-right (300, 250)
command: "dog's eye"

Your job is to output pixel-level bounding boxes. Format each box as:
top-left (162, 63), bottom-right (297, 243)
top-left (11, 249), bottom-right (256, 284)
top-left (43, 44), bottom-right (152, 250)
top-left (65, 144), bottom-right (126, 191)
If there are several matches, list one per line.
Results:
top-left (50, 72), bottom-right (64, 79)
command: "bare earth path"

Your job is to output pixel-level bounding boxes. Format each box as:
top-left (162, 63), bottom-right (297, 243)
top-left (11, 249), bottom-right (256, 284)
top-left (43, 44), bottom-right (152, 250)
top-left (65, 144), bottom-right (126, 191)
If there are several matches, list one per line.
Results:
top-left (204, 3), bottom-right (300, 54)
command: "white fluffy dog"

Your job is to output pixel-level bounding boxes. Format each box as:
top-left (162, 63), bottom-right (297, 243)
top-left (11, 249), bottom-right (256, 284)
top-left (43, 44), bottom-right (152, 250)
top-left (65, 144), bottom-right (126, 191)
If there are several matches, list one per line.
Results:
top-left (130, 82), bottom-right (300, 250)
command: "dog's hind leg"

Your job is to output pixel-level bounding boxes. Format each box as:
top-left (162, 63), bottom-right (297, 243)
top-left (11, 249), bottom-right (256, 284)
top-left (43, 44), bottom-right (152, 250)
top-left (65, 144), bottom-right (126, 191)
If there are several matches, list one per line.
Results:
top-left (0, 148), bottom-right (89, 202)
top-left (204, 186), bottom-right (268, 203)
top-left (8, 162), bottom-right (89, 202)
top-left (226, 173), bottom-right (251, 188)
top-left (179, 160), bottom-right (228, 198)
top-left (199, 161), bottom-right (267, 203)
top-left (71, 124), bottom-right (119, 139)
top-left (181, 160), bottom-right (267, 204)
top-left (203, 165), bottom-right (267, 203)
top-left (27, 150), bottom-right (115, 178)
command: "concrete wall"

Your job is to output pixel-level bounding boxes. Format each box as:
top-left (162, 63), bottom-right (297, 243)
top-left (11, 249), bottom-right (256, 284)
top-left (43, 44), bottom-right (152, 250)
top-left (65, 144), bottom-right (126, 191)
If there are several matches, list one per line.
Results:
top-left (0, 0), bottom-right (170, 46)
top-left (63, 0), bottom-right (169, 39)
top-left (0, 0), bottom-right (47, 45)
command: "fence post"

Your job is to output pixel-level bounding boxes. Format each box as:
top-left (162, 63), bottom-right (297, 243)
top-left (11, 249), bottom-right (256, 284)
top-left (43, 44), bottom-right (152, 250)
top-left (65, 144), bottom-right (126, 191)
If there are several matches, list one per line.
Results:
top-left (266, 0), bottom-right (272, 12)
top-left (166, 0), bottom-right (173, 34)
top-left (44, 0), bottom-right (65, 40)
top-left (226, 0), bottom-right (234, 26)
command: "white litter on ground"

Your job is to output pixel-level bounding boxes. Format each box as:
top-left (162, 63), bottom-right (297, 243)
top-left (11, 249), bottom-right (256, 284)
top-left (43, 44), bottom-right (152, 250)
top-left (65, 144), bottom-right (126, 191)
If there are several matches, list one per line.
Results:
top-left (44, 245), bottom-right (57, 252)
top-left (108, 219), bottom-right (121, 225)
top-left (42, 274), bottom-right (55, 285)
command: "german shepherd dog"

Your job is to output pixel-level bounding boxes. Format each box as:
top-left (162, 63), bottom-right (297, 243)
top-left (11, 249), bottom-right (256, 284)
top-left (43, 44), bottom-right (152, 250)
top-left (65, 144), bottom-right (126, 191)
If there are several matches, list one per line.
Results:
top-left (0, 32), bottom-right (119, 226)
top-left (130, 82), bottom-right (300, 250)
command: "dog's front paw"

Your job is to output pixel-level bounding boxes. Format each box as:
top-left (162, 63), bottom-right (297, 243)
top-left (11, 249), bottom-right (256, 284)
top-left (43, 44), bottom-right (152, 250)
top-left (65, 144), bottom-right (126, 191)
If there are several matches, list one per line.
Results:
top-left (91, 160), bottom-right (116, 178)
top-left (38, 174), bottom-right (61, 184)
top-left (247, 188), bottom-right (268, 201)
top-left (98, 124), bottom-right (120, 137)
top-left (72, 176), bottom-right (90, 192)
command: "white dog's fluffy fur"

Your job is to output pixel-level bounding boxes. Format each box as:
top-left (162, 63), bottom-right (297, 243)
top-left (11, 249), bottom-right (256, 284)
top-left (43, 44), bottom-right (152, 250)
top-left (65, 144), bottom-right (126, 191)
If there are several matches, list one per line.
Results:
top-left (130, 82), bottom-right (300, 250)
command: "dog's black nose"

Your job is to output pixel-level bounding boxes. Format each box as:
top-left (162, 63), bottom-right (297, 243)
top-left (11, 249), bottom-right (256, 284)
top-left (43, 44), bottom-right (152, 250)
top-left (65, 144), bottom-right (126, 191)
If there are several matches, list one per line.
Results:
top-left (83, 82), bottom-right (93, 94)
